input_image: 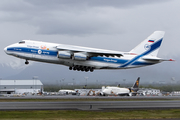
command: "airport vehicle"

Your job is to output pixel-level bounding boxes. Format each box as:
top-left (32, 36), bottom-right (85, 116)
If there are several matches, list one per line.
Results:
top-left (4, 31), bottom-right (173, 72)
top-left (100, 77), bottom-right (140, 96)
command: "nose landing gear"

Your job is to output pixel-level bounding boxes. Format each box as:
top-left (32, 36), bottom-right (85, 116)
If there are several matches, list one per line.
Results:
top-left (25, 60), bottom-right (29, 65)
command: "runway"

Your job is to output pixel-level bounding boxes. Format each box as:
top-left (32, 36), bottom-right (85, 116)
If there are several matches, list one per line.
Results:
top-left (1, 95), bottom-right (180, 99)
top-left (0, 100), bottom-right (180, 110)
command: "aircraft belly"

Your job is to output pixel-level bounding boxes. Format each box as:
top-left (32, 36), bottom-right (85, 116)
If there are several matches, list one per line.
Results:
top-left (26, 54), bottom-right (120, 69)
top-left (16, 53), bottom-right (104, 68)
top-left (29, 54), bottom-right (68, 65)
top-left (29, 54), bottom-right (121, 69)
top-left (12, 52), bottom-right (31, 59)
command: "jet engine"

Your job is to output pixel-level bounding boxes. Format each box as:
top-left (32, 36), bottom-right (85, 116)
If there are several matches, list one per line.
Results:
top-left (99, 92), bottom-right (105, 96)
top-left (73, 53), bottom-right (88, 60)
top-left (58, 51), bottom-right (72, 59)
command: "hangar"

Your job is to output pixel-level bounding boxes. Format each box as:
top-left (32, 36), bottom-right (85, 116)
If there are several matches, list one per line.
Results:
top-left (0, 80), bottom-right (43, 94)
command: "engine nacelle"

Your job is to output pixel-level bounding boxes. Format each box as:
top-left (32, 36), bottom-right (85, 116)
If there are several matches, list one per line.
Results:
top-left (58, 51), bottom-right (72, 59)
top-left (73, 53), bottom-right (88, 60)
top-left (99, 92), bottom-right (104, 96)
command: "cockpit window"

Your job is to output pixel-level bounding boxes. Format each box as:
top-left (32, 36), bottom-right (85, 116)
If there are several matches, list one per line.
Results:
top-left (19, 41), bottom-right (25, 44)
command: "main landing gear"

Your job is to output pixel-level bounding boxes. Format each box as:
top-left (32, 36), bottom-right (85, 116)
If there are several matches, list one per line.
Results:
top-left (25, 60), bottom-right (29, 65)
top-left (69, 66), bottom-right (94, 72)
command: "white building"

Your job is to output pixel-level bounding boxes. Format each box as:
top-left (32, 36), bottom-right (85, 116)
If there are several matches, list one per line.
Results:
top-left (0, 80), bottom-right (43, 94)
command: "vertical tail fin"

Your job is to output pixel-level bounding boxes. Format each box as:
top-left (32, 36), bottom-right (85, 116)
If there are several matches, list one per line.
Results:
top-left (130, 31), bottom-right (165, 56)
top-left (132, 77), bottom-right (140, 89)
top-left (102, 86), bottom-right (105, 91)
top-left (129, 77), bottom-right (140, 96)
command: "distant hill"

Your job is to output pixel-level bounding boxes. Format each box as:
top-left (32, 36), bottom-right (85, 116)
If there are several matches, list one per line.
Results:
top-left (0, 63), bottom-right (24, 79)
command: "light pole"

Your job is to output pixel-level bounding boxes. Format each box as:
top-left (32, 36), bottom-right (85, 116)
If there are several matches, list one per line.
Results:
top-left (59, 80), bottom-right (61, 89)
top-left (123, 79), bottom-right (126, 87)
top-left (171, 77), bottom-right (175, 92)
top-left (56, 80), bottom-right (58, 91)
top-left (72, 78), bottom-right (75, 89)
top-left (85, 77), bottom-right (88, 86)
top-left (33, 76), bottom-right (38, 93)
top-left (0, 78), bottom-right (1, 90)
top-left (14, 80), bottom-right (16, 94)
top-left (96, 80), bottom-right (98, 88)
top-left (62, 78), bottom-right (65, 89)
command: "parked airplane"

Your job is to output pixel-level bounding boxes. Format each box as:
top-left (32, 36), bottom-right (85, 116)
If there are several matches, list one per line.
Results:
top-left (59, 89), bottom-right (76, 95)
top-left (4, 31), bottom-right (173, 72)
top-left (100, 77), bottom-right (140, 96)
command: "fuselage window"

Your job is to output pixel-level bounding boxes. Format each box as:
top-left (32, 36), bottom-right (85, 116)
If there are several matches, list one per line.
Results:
top-left (19, 41), bottom-right (25, 44)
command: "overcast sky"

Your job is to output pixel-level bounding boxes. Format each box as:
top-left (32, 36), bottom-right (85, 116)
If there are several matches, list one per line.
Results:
top-left (0, 0), bottom-right (180, 84)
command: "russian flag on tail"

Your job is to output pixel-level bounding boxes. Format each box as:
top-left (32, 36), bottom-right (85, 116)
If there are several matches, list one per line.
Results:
top-left (148, 40), bottom-right (154, 43)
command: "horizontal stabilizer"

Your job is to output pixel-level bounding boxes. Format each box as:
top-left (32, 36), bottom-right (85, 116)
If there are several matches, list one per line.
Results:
top-left (142, 56), bottom-right (174, 61)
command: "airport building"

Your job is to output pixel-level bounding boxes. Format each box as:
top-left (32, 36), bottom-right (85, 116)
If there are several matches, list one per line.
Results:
top-left (0, 80), bottom-right (43, 94)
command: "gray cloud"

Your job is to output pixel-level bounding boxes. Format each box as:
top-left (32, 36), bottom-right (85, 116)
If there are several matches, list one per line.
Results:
top-left (25, 0), bottom-right (165, 9)
top-left (0, 0), bottom-right (167, 35)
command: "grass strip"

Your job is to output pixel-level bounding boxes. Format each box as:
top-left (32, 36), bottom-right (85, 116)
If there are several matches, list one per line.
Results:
top-left (0, 109), bottom-right (180, 120)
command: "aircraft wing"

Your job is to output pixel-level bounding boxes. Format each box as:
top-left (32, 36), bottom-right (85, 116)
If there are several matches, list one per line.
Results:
top-left (128, 92), bottom-right (138, 96)
top-left (56, 44), bottom-right (123, 57)
top-left (116, 92), bottom-right (129, 96)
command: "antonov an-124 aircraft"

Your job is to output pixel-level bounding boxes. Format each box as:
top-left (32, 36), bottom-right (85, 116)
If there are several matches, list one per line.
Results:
top-left (4, 31), bottom-right (173, 72)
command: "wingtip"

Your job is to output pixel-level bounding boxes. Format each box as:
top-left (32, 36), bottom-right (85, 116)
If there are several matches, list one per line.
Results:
top-left (169, 59), bottom-right (175, 61)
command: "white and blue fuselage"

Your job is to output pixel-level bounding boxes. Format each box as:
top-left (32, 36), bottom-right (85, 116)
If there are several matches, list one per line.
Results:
top-left (4, 31), bottom-right (173, 72)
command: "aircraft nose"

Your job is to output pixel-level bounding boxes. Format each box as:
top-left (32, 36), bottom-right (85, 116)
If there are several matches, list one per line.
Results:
top-left (4, 47), bottom-right (7, 53)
